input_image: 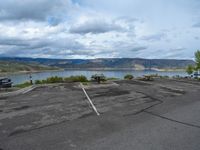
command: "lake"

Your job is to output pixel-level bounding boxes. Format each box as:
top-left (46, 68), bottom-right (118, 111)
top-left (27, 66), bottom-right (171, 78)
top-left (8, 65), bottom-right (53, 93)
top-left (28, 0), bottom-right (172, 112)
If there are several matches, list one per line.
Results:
top-left (6, 70), bottom-right (187, 85)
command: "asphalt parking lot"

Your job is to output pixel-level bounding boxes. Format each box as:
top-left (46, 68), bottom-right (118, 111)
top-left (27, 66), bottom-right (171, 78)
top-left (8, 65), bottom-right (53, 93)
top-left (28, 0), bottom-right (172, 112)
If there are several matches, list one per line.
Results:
top-left (0, 79), bottom-right (200, 150)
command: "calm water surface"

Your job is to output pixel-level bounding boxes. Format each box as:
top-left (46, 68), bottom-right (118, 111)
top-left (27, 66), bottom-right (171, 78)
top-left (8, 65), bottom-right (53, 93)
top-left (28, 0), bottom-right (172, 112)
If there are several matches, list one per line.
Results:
top-left (7, 70), bottom-right (187, 85)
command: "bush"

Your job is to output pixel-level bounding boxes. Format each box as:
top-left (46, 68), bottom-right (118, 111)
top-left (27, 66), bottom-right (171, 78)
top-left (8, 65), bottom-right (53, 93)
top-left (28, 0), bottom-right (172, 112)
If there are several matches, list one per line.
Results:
top-left (64, 75), bottom-right (88, 82)
top-left (35, 76), bottom-right (63, 84)
top-left (124, 74), bottom-right (134, 80)
top-left (35, 80), bottom-right (43, 84)
top-left (46, 76), bottom-right (63, 83)
top-left (34, 75), bottom-right (88, 85)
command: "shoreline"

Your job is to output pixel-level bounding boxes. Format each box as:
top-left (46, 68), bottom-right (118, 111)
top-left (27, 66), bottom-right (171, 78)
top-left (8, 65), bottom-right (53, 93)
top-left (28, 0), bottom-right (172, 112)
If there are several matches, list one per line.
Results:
top-left (0, 68), bottom-right (186, 76)
top-left (60, 68), bottom-right (186, 72)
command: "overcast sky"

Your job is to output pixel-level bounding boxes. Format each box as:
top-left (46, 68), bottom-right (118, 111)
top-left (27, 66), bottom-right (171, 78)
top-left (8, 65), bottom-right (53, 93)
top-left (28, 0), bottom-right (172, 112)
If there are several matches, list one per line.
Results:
top-left (0, 0), bottom-right (200, 59)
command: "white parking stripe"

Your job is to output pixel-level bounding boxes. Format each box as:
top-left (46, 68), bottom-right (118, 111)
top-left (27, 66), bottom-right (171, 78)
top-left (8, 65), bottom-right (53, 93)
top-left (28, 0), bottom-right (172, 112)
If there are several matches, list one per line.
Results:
top-left (80, 83), bottom-right (100, 116)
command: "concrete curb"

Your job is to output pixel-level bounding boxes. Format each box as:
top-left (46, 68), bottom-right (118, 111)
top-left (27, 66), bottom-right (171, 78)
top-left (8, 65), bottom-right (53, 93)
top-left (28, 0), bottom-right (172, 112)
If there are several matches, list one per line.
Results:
top-left (0, 85), bottom-right (36, 98)
top-left (0, 83), bottom-right (70, 98)
top-left (80, 82), bottom-right (119, 90)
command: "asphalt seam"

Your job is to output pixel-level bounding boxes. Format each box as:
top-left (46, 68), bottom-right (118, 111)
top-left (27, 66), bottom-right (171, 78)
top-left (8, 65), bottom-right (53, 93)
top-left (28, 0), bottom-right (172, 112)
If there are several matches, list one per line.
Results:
top-left (123, 101), bottom-right (162, 116)
top-left (8, 111), bottom-right (94, 137)
top-left (144, 111), bottom-right (200, 129)
top-left (125, 90), bottom-right (200, 129)
top-left (123, 90), bottom-right (163, 116)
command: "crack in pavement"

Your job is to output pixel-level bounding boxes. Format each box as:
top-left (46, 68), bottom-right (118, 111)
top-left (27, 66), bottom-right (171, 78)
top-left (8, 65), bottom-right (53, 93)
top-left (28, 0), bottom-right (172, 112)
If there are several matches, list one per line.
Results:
top-left (125, 90), bottom-right (200, 129)
top-left (8, 111), bottom-right (94, 137)
top-left (144, 111), bottom-right (200, 129)
top-left (123, 90), bottom-right (163, 116)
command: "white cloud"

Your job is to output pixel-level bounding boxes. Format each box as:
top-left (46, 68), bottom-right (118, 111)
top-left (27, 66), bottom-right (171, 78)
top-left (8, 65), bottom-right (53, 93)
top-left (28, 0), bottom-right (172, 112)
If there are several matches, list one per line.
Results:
top-left (0, 0), bottom-right (200, 59)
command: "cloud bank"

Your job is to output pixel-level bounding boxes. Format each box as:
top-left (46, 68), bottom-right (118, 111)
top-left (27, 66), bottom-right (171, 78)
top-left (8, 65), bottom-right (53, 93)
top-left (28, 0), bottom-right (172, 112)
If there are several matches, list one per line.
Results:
top-left (0, 0), bottom-right (200, 59)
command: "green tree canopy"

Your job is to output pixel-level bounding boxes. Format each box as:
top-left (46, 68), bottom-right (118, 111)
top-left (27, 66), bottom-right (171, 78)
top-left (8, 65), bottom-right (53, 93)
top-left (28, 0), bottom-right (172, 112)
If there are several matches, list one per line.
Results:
top-left (185, 50), bottom-right (200, 75)
top-left (186, 65), bottom-right (194, 75)
top-left (195, 50), bottom-right (200, 69)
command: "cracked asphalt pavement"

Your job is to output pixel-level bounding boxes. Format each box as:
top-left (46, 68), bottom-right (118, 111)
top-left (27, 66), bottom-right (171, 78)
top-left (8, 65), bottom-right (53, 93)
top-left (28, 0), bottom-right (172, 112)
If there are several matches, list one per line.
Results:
top-left (0, 78), bottom-right (200, 150)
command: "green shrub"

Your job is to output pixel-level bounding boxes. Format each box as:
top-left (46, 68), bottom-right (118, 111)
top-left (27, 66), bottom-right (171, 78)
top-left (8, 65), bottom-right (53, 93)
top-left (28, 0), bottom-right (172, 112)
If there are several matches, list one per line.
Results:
top-left (46, 76), bottom-right (63, 83)
top-left (34, 75), bottom-right (88, 85)
top-left (124, 74), bottom-right (134, 80)
top-left (35, 80), bottom-right (42, 84)
top-left (64, 75), bottom-right (88, 82)
top-left (35, 76), bottom-right (63, 84)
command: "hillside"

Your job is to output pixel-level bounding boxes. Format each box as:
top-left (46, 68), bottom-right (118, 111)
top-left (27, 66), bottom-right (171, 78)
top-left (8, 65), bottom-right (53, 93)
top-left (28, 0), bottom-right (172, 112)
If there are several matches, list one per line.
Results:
top-left (0, 60), bottom-right (59, 74)
top-left (0, 57), bottom-right (195, 71)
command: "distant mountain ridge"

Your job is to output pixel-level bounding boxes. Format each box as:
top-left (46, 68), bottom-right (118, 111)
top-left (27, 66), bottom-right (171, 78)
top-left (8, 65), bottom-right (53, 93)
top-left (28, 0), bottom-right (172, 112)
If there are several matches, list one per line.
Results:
top-left (0, 59), bottom-right (58, 74)
top-left (0, 57), bottom-right (195, 71)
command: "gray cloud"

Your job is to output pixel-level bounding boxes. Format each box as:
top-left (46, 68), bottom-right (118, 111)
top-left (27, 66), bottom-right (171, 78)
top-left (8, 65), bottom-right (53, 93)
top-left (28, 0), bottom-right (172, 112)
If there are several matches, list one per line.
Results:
top-left (0, 0), bottom-right (199, 59)
top-left (192, 22), bottom-right (200, 28)
top-left (141, 33), bottom-right (166, 41)
top-left (170, 47), bottom-right (185, 51)
top-left (69, 19), bottom-right (124, 34)
top-left (0, 36), bottom-right (86, 58)
top-left (0, 0), bottom-right (70, 23)
top-left (131, 46), bottom-right (148, 52)
top-left (0, 37), bottom-right (30, 47)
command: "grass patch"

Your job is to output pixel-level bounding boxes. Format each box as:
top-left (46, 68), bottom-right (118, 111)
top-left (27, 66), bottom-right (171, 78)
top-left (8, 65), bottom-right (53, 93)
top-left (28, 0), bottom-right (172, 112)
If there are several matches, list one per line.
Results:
top-left (106, 77), bottom-right (119, 81)
top-left (81, 82), bottom-right (90, 85)
top-left (14, 82), bottom-right (32, 88)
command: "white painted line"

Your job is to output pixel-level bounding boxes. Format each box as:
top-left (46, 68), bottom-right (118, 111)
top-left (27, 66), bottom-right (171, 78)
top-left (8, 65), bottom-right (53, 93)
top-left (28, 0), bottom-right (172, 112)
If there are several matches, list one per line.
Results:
top-left (80, 83), bottom-right (100, 116)
top-left (22, 86), bottom-right (36, 94)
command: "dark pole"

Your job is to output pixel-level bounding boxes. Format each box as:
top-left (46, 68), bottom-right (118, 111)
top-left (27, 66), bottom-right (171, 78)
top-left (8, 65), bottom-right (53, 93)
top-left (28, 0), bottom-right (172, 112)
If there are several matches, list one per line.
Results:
top-left (97, 76), bottom-right (100, 84)
top-left (29, 74), bottom-right (33, 85)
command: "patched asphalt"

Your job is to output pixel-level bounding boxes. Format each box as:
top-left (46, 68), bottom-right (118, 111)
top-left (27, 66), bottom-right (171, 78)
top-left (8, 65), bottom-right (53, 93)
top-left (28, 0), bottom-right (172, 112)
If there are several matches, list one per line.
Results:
top-left (0, 79), bottom-right (200, 150)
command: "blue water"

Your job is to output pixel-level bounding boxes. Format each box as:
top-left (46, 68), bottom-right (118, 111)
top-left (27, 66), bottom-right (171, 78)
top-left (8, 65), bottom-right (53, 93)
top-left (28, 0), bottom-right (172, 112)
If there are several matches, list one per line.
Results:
top-left (7, 70), bottom-right (187, 85)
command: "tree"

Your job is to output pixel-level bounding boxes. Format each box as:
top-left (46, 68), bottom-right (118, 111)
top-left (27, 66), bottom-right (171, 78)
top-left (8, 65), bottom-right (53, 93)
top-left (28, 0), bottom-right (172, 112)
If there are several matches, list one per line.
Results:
top-left (195, 50), bottom-right (200, 69)
top-left (185, 50), bottom-right (200, 76)
top-left (186, 65), bottom-right (194, 75)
